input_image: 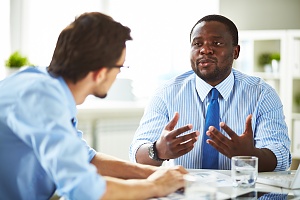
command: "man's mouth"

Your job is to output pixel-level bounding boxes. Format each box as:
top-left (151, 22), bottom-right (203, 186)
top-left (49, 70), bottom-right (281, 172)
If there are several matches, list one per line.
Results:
top-left (197, 59), bottom-right (215, 67)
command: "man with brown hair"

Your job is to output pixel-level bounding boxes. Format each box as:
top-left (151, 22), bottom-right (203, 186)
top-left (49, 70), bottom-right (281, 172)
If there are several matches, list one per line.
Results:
top-left (0, 12), bottom-right (187, 200)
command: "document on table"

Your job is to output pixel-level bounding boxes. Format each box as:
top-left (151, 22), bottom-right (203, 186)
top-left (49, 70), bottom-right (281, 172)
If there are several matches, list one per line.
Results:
top-left (189, 170), bottom-right (233, 187)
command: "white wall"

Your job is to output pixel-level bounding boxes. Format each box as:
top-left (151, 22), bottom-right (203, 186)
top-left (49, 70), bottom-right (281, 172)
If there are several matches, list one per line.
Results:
top-left (0, 0), bottom-right (10, 80)
top-left (219, 0), bottom-right (300, 30)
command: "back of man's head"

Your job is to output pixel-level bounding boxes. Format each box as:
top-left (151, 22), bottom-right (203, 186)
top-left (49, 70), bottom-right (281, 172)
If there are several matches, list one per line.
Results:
top-left (48, 12), bottom-right (132, 83)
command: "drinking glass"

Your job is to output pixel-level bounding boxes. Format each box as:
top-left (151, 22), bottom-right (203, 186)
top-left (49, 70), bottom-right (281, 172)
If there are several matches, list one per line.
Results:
top-left (231, 156), bottom-right (258, 188)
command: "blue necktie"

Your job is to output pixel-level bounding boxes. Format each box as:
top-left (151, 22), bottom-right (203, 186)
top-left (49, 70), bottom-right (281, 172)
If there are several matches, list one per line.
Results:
top-left (202, 88), bottom-right (219, 169)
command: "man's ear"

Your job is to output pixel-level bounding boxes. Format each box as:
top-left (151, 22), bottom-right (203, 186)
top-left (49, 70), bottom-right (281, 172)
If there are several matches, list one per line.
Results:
top-left (93, 68), bottom-right (108, 83)
top-left (234, 45), bottom-right (240, 59)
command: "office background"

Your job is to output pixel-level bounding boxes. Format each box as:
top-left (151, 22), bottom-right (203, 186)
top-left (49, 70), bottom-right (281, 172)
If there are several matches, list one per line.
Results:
top-left (1, 0), bottom-right (300, 168)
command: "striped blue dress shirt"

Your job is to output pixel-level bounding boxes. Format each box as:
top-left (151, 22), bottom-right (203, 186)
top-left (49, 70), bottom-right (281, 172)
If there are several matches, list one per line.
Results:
top-left (129, 68), bottom-right (291, 171)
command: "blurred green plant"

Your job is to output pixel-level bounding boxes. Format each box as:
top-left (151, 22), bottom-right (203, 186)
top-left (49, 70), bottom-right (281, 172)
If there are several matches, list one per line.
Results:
top-left (295, 93), bottom-right (300, 106)
top-left (5, 51), bottom-right (30, 68)
top-left (271, 52), bottom-right (280, 61)
top-left (258, 53), bottom-right (272, 66)
top-left (258, 52), bottom-right (280, 67)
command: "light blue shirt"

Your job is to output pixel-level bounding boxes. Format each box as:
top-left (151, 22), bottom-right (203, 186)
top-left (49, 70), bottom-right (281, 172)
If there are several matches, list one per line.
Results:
top-left (130, 69), bottom-right (291, 171)
top-left (0, 67), bottom-right (105, 200)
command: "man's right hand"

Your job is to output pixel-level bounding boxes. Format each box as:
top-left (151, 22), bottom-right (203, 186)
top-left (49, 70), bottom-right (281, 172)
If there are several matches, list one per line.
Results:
top-left (146, 165), bottom-right (188, 197)
top-left (155, 112), bottom-right (199, 160)
top-left (135, 112), bottom-right (199, 165)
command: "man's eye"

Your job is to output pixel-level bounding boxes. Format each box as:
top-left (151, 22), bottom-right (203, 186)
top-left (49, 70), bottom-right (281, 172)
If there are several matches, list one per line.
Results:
top-left (214, 41), bottom-right (223, 46)
top-left (193, 42), bottom-right (201, 46)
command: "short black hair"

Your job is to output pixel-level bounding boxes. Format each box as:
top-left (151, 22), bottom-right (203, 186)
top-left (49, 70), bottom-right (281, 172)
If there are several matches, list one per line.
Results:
top-left (190, 14), bottom-right (238, 46)
top-left (48, 12), bottom-right (132, 83)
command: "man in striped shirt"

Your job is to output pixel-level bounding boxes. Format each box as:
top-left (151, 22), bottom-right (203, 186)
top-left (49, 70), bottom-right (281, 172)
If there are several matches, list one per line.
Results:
top-left (129, 14), bottom-right (291, 172)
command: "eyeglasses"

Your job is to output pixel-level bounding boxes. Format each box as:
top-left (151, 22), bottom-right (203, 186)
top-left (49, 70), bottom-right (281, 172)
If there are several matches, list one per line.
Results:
top-left (111, 65), bottom-right (129, 69)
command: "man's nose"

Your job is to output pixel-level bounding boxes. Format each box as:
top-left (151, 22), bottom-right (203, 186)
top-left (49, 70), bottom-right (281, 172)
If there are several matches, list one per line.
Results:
top-left (200, 43), bottom-right (213, 54)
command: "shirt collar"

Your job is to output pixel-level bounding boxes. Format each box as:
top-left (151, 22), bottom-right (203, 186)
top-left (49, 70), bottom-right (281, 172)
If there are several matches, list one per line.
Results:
top-left (195, 70), bottom-right (234, 102)
top-left (57, 76), bottom-right (77, 118)
top-left (42, 67), bottom-right (77, 118)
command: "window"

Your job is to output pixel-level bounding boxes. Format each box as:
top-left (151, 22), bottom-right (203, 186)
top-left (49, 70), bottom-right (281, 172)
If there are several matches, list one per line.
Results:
top-left (6, 0), bottom-right (219, 100)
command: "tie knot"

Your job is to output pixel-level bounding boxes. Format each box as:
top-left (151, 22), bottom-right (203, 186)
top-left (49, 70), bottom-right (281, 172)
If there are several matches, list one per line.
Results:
top-left (211, 88), bottom-right (219, 100)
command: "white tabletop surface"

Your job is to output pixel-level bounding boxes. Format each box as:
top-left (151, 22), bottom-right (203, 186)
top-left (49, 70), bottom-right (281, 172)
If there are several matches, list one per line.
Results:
top-left (150, 169), bottom-right (300, 200)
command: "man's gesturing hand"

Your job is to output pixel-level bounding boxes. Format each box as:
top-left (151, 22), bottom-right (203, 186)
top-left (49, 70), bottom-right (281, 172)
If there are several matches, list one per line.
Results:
top-left (205, 114), bottom-right (255, 158)
top-left (155, 112), bottom-right (200, 160)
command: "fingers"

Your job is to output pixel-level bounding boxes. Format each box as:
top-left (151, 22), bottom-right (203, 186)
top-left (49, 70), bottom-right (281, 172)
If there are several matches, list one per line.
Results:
top-left (148, 167), bottom-right (186, 197)
top-left (177, 145), bottom-right (195, 157)
top-left (170, 128), bottom-right (199, 142)
top-left (167, 131), bottom-right (199, 158)
top-left (175, 138), bottom-right (197, 155)
top-left (164, 112), bottom-right (194, 138)
top-left (164, 124), bottom-right (194, 141)
top-left (164, 112), bottom-right (180, 131)
top-left (207, 114), bottom-right (255, 158)
top-left (164, 112), bottom-right (199, 140)
top-left (170, 165), bottom-right (189, 174)
top-left (244, 114), bottom-right (253, 137)
top-left (219, 122), bottom-right (239, 140)
top-left (173, 130), bottom-right (199, 148)
top-left (206, 126), bottom-right (231, 153)
top-left (158, 112), bottom-right (200, 159)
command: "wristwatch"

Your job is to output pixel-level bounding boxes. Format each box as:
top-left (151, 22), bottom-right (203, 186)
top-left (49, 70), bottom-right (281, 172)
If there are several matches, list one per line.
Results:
top-left (148, 141), bottom-right (168, 162)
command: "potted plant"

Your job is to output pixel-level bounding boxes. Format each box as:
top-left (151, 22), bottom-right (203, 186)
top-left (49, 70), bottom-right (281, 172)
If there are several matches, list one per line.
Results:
top-left (271, 52), bottom-right (280, 62)
top-left (5, 51), bottom-right (30, 68)
top-left (5, 51), bottom-right (31, 76)
top-left (270, 52), bottom-right (280, 73)
top-left (294, 93), bottom-right (300, 113)
top-left (258, 53), bottom-right (272, 72)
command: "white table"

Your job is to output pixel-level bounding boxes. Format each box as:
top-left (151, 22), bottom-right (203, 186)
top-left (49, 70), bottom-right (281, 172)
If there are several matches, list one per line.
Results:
top-left (151, 169), bottom-right (300, 200)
